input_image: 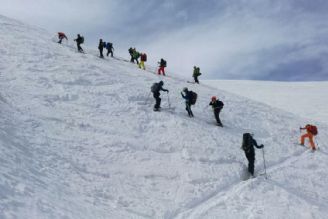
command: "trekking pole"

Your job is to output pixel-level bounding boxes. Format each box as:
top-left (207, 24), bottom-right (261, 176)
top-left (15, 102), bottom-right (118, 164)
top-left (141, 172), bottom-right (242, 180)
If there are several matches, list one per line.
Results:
top-left (145, 91), bottom-right (151, 105)
top-left (315, 137), bottom-right (319, 150)
top-left (262, 147), bottom-right (268, 179)
top-left (167, 92), bottom-right (171, 108)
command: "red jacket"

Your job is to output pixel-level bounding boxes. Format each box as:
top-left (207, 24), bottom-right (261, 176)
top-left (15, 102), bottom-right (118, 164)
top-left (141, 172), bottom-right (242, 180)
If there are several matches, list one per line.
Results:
top-left (58, 32), bottom-right (67, 39)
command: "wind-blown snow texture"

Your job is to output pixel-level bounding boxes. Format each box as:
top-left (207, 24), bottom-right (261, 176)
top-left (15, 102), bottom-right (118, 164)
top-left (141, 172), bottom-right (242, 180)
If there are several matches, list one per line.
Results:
top-left (1, 15), bottom-right (328, 219)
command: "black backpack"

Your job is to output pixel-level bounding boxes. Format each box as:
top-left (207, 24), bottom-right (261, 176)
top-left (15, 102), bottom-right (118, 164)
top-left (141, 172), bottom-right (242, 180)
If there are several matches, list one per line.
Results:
top-left (151, 83), bottom-right (159, 93)
top-left (242, 133), bottom-right (253, 152)
top-left (217, 100), bottom-right (224, 108)
top-left (190, 91), bottom-right (197, 105)
top-left (80, 36), bottom-right (84, 44)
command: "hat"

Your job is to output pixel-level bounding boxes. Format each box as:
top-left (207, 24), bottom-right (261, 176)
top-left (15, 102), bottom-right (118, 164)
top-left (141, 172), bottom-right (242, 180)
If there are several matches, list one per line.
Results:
top-left (211, 96), bottom-right (216, 101)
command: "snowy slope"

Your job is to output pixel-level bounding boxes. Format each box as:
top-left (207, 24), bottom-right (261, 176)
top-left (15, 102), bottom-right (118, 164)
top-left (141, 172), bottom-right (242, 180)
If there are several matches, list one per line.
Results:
top-left (1, 14), bottom-right (328, 219)
top-left (204, 80), bottom-right (328, 125)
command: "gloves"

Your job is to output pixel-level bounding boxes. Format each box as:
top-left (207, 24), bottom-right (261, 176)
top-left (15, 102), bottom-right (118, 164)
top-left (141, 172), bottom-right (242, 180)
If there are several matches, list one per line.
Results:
top-left (261, 144), bottom-right (264, 147)
top-left (167, 90), bottom-right (169, 93)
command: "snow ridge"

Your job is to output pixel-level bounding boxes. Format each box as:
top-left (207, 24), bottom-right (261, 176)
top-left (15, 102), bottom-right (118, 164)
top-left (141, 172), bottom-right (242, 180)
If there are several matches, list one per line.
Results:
top-left (1, 15), bottom-right (328, 219)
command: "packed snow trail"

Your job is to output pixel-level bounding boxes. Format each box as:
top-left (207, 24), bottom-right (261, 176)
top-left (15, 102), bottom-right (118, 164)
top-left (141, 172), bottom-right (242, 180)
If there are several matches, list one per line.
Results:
top-left (1, 15), bottom-right (328, 218)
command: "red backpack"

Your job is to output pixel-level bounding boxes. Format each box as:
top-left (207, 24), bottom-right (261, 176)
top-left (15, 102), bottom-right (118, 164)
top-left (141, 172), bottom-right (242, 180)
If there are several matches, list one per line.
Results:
top-left (141, 54), bottom-right (147, 62)
top-left (307, 125), bottom-right (318, 136)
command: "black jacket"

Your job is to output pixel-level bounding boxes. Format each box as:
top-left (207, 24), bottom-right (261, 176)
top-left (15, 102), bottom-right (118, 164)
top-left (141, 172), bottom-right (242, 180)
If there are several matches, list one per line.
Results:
top-left (242, 133), bottom-right (263, 154)
top-left (98, 41), bottom-right (103, 50)
top-left (159, 59), bottom-right (166, 67)
top-left (75, 36), bottom-right (83, 44)
top-left (209, 100), bottom-right (224, 109)
top-left (157, 84), bottom-right (168, 93)
top-left (128, 48), bottom-right (133, 55)
top-left (181, 91), bottom-right (192, 102)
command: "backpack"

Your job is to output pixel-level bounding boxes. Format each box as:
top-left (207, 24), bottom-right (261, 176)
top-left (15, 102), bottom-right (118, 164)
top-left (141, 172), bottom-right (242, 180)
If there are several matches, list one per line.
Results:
top-left (151, 83), bottom-right (159, 93)
top-left (189, 91), bottom-right (197, 105)
top-left (107, 43), bottom-right (113, 50)
top-left (242, 133), bottom-right (253, 152)
top-left (142, 53), bottom-right (147, 62)
top-left (133, 51), bottom-right (140, 59)
top-left (80, 36), bottom-right (84, 44)
top-left (217, 100), bottom-right (224, 108)
top-left (197, 68), bottom-right (202, 76)
top-left (163, 60), bottom-right (167, 67)
top-left (103, 42), bottom-right (107, 48)
top-left (308, 125), bottom-right (318, 136)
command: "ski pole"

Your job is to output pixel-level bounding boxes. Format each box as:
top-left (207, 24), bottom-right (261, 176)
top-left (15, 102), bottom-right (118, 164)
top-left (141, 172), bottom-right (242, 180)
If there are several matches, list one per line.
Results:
top-left (315, 138), bottom-right (319, 150)
top-left (262, 147), bottom-right (268, 179)
top-left (167, 92), bottom-right (171, 108)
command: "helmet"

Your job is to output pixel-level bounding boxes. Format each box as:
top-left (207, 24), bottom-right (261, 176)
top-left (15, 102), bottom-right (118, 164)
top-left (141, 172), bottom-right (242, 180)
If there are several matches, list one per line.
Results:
top-left (159, 80), bottom-right (164, 85)
top-left (211, 96), bottom-right (216, 101)
top-left (183, 87), bottom-right (188, 92)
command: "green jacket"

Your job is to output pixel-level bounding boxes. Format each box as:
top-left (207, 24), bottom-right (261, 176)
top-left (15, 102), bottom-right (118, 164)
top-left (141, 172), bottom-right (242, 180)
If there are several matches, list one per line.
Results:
top-left (193, 67), bottom-right (201, 77)
top-left (133, 50), bottom-right (140, 59)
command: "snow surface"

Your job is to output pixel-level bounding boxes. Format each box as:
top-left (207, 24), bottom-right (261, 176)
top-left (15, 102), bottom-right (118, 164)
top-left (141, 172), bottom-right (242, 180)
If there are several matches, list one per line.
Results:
top-left (1, 15), bottom-right (328, 219)
top-left (204, 80), bottom-right (328, 125)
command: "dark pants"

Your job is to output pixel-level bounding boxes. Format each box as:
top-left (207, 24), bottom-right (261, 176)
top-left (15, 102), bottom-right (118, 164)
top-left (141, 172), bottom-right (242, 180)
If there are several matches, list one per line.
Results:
top-left (130, 55), bottom-right (134, 63)
top-left (77, 43), bottom-right (83, 52)
top-left (185, 102), bottom-right (193, 117)
top-left (194, 76), bottom-right (199, 84)
top-left (58, 36), bottom-right (65, 44)
top-left (153, 93), bottom-right (161, 109)
top-left (107, 50), bottom-right (113, 57)
top-left (99, 48), bottom-right (104, 58)
top-left (214, 108), bottom-right (222, 125)
top-left (245, 151), bottom-right (255, 175)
